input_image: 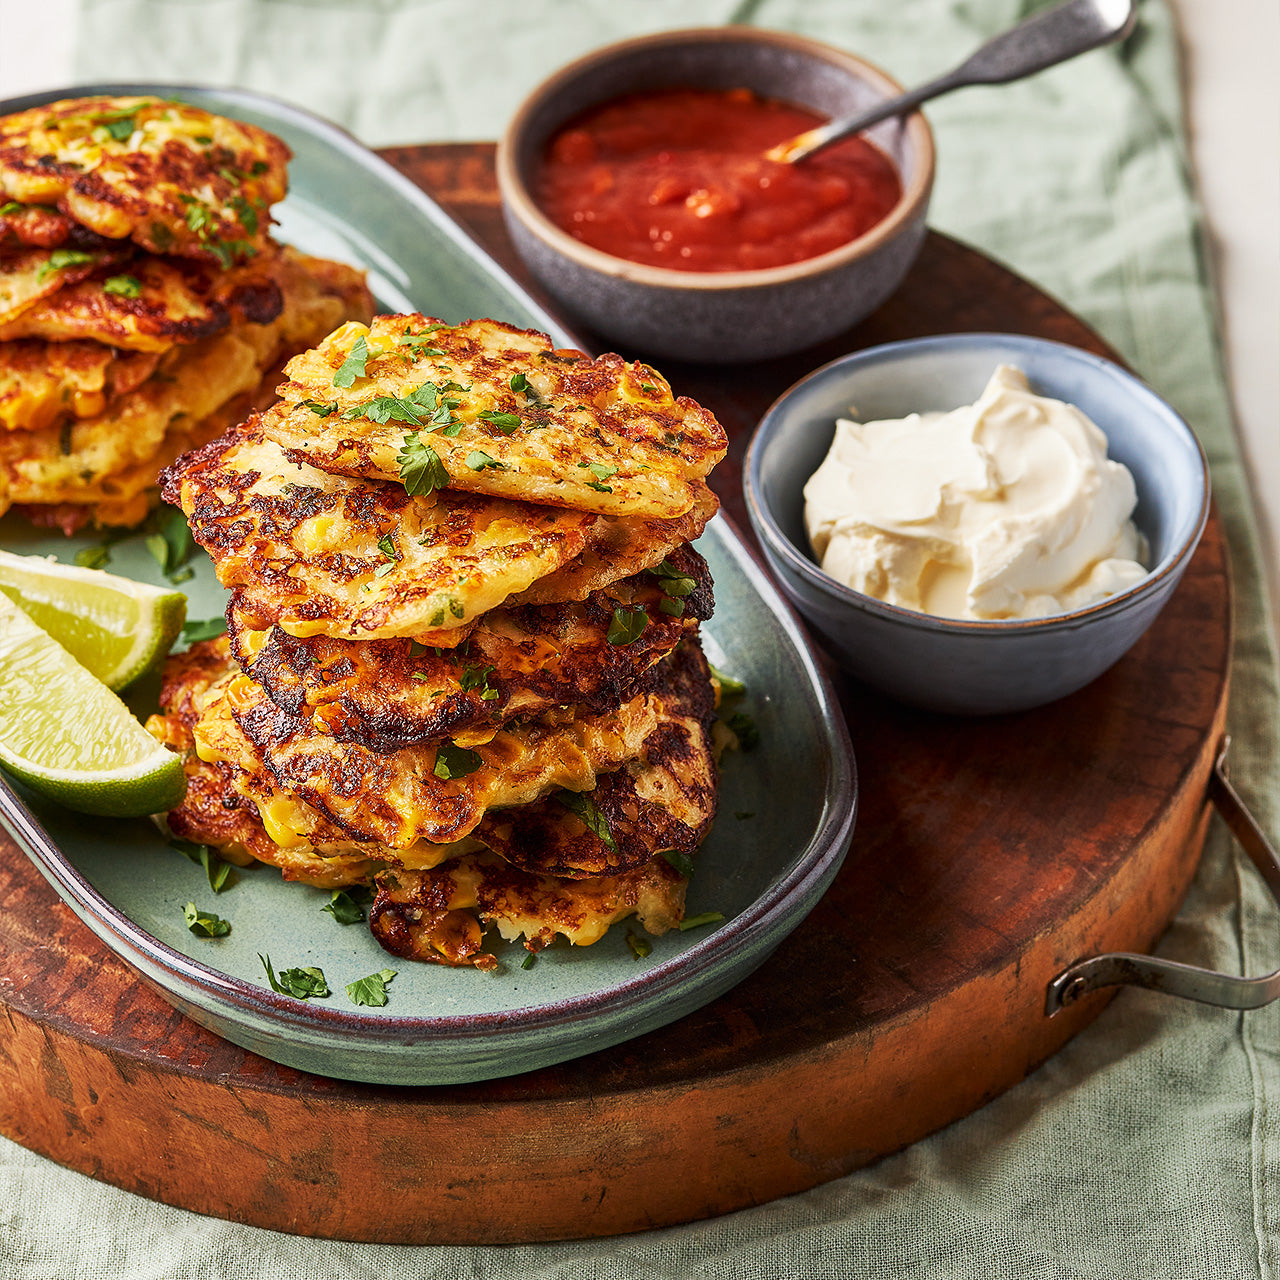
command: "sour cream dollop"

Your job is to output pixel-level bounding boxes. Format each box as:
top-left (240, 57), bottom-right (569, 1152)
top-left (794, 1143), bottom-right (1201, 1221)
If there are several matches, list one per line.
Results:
top-left (803, 365), bottom-right (1149, 620)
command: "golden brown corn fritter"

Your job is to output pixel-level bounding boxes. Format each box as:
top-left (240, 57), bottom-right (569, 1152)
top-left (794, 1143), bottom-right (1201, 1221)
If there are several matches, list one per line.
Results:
top-left (154, 315), bottom-right (727, 969)
top-left (0, 95), bottom-right (373, 531)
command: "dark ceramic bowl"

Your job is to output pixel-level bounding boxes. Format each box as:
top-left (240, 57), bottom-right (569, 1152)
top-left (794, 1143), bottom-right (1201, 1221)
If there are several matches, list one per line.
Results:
top-left (496, 27), bottom-right (935, 363)
top-left (745, 333), bottom-right (1211, 715)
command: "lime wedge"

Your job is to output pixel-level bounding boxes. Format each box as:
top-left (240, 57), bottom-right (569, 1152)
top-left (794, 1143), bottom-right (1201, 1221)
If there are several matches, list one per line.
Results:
top-left (0, 594), bottom-right (186, 817)
top-left (0, 548), bottom-right (186, 690)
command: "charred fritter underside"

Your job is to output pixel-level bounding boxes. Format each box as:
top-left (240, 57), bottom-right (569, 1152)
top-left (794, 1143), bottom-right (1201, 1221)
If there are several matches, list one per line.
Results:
top-left (200, 656), bottom-right (672, 848)
top-left (148, 635), bottom-right (719, 966)
top-left (226, 544), bottom-right (713, 751)
top-left (369, 853), bottom-right (687, 970)
top-left (261, 314), bottom-right (727, 518)
top-left (0, 96), bottom-right (288, 262)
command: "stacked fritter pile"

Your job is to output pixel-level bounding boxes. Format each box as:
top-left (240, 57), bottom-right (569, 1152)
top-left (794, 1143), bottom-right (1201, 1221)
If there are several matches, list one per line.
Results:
top-left (150, 315), bottom-right (729, 968)
top-left (0, 95), bottom-right (373, 531)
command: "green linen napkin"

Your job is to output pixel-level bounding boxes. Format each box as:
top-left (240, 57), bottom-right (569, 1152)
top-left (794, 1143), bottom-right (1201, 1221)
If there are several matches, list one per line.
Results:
top-left (0, 2), bottom-right (1273, 1277)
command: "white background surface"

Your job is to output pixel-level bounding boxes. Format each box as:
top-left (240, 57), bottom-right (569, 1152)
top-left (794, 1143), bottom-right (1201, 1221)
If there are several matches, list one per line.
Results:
top-left (0, 0), bottom-right (1276, 639)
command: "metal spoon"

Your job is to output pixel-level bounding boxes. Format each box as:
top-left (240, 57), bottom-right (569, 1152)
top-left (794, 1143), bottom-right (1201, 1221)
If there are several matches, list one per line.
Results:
top-left (765, 0), bottom-right (1138, 165)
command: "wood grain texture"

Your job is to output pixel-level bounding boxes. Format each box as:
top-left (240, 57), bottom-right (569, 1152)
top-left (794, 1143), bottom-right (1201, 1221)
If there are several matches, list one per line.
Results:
top-left (0, 143), bottom-right (1230, 1244)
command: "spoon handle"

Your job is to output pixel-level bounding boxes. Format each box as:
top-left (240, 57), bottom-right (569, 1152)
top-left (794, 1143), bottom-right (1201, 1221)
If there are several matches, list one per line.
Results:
top-left (767, 0), bottom-right (1137, 165)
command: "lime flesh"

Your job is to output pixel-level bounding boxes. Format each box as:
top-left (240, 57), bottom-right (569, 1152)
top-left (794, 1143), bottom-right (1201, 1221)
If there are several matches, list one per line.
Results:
top-left (0, 594), bottom-right (186, 817)
top-left (0, 548), bottom-right (186, 690)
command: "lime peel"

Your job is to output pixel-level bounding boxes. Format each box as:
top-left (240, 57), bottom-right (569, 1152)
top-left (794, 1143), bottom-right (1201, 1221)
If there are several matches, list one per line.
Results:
top-left (0, 548), bottom-right (186, 691)
top-left (0, 595), bottom-right (186, 817)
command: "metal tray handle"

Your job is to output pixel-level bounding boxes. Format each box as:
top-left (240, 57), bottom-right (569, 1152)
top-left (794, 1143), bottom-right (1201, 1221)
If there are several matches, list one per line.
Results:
top-left (1046, 737), bottom-right (1280, 1015)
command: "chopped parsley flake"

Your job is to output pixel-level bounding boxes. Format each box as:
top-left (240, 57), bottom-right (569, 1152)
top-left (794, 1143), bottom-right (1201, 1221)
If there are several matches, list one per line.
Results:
top-left (626, 929), bottom-right (652, 960)
top-left (182, 616), bottom-right (227, 644)
top-left (433, 742), bottom-right (484, 781)
top-left (183, 903), bottom-right (230, 938)
top-left (477, 409), bottom-right (521, 434)
top-left (459, 663), bottom-right (498, 700)
top-left (708, 662), bottom-right (746, 695)
top-left (678, 912), bottom-right (726, 932)
top-left (726, 710), bottom-right (760, 751)
top-left (260, 955), bottom-right (330, 1000)
top-left (102, 274), bottom-right (142, 298)
top-left (659, 848), bottom-right (695, 879)
top-left (377, 533), bottom-right (400, 561)
top-left (103, 115), bottom-right (136, 141)
top-left (332, 335), bottom-right (369, 387)
top-left (73, 545), bottom-right (111, 570)
top-left (554, 789), bottom-right (617, 854)
top-left (465, 449), bottom-right (503, 471)
top-left (606, 607), bottom-right (648, 646)
top-left (301, 400), bottom-right (337, 416)
top-left (396, 432), bottom-right (449, 496)
top-left (347, 969), bottom-right (397, 1008)
top-left (322, 887), bottom-right (371, 925)
top-left (36, 248), bottom-right (94, 283)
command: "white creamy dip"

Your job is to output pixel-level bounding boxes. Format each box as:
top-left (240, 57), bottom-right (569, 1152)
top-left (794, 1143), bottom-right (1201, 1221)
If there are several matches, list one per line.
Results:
top-left (803, 365), bottom-right (1149, 620)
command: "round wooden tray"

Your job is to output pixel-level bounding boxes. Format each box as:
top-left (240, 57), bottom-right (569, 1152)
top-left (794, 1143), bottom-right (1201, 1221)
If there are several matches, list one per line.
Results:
top-left (0, 144), bottom-right (1229, 1244)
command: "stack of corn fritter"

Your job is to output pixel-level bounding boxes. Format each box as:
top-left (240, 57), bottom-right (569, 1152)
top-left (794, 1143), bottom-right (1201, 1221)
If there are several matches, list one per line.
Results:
top-left (0, 95), bottom-right (373, 531)
top-left (150, 315), bottom-right (729, 967)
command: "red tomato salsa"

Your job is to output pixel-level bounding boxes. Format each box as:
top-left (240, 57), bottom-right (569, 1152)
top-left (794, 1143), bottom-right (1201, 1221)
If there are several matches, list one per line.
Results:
top-left (534, 87), bottom-right (903, 273)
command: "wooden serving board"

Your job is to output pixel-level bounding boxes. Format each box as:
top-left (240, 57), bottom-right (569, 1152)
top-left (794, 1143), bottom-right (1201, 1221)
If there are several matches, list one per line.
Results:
top-left (0, 144), bottom-right (1229, 1244)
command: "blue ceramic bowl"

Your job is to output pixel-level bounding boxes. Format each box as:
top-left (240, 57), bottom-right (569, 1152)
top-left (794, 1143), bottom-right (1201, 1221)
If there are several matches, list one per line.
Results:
top-left (496, 27), bottom-right (934, 363)
top-left (745, 333), bottom-right (1210, 715)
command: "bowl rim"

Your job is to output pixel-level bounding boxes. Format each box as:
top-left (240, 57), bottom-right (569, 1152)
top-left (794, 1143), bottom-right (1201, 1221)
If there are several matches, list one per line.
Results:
top-left (744, 331), bottom-right (1212, 635)
top-left (495, 25), bottom-right (936, 293)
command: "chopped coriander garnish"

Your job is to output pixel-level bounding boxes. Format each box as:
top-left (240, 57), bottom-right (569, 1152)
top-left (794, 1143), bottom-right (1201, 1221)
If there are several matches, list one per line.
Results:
top-left (396, 433), bottom-right (449, 497)
top-left (0, 201), bottom-right (23, 216)
top-left (726, 710), bottom-right (760, 751)
top-left (554, 790), bottom-right (618, 854)
top-left (640, 382), bottom-right (658, 394)
top-left (347, 968), bottom-right (397, 1008)
top-left (322, 887), bottom-right (371, 925)
top-left (147, 506), bottom-right (194, 575)
top-left (373, 561), bottom-right (397, 578)
top-left (587, 462), bottom-right (618, 482)
top-left (74, 545), bottom-right (111, 570)
top-left (182, 616), bottom-right (227, 644)
top-left (377, 533), bottom-right (400, 561)
top-left (606, 607), bottom-right (648, 646)
top-left (183, 902), bottom-right (230, 938)
top-left (626, 929), bottom-right (652, 960)
top-left (36, 248), bottom-right (95, 283)
top-left (301, 400), bottom-right (337, 416)
top-left (102, 274), bottom-right (142, 298)
top-left (465, 450), bottom-right (503, 471)
top-left (332, 335), bottom-right (369, 387)
top-left (260, 955), bottom-right (330, 1000)
top-left (678, 912), bottom-right (726, 932)
top-left (521, 952), bottom-right (537, 971)
top-left (658, 848), bottom-right (695, 879)
top-left (433, 742), bottom-right (483, 781)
